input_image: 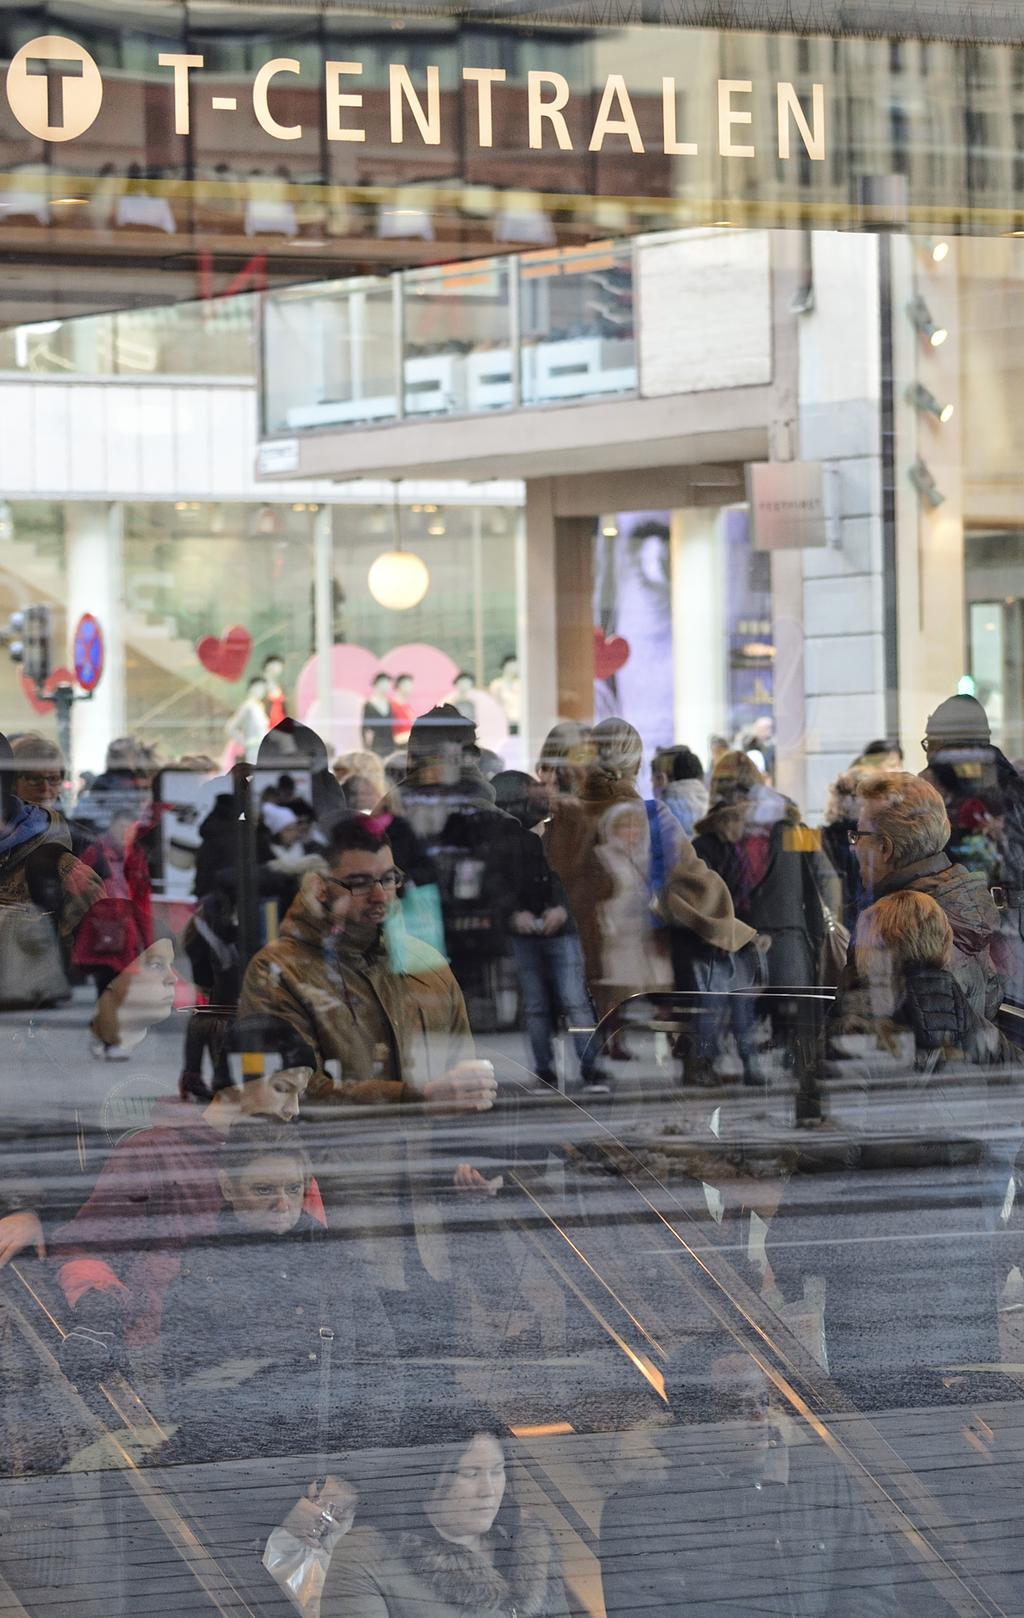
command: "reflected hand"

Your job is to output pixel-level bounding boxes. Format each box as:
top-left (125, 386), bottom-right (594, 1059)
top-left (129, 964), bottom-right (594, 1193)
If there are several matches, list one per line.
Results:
top-left (424, 1060), bottom-right (497, 1114)
top-left (540, 906), bottom-right (567, 936)
top-left (0, 1211), bottom-right (45, 1269)
top-left (283, 1476), bottom-right (357, 1551)
top-left (453, 1162), bottom-right (504, 1196)
top-left (511, 911), bottom-right (536, 935)
top-left (58, 1291), bottom-right (127, 1387)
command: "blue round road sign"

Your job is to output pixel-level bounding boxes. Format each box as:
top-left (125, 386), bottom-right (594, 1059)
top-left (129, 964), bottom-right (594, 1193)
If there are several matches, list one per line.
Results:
top-left (73, 613), bottom-right (104, 692)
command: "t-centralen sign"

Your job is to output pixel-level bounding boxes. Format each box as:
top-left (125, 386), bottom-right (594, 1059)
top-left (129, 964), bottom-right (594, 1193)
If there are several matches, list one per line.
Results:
top-left (4, 33), bottom-right (826, 162)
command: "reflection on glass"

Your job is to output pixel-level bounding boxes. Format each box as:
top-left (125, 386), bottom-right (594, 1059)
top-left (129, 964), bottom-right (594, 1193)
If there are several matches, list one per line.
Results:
top-left (403, 259), bottom-right (512, 417)
top-left (263, 277), bottom-right (397, 432)
top-left (4, 8), bottom-right (1024, 1615)
top-left (520, 240), bottom-right (637, 405)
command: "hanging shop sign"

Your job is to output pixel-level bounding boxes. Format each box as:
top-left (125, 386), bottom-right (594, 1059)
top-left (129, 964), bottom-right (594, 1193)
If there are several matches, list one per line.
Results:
top-left (749, 461), bottom-right (841, 551)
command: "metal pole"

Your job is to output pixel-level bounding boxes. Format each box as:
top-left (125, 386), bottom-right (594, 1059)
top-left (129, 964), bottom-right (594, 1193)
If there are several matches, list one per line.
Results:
top-left (314, 505), bottom-right (334, 754)
top-left (51, 685), bottom-right (75, 767)
top-left (233, 761), bottom-right (259, 971)
top-left (392, 269), bottom-right (406, 421)
top-left (471, 505), bottom-right (485, 686)
top-left (508, 252), bottom-right (521, 409)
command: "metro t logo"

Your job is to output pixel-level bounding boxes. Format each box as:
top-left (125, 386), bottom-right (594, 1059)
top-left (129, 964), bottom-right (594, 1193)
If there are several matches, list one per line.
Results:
top-left (6, 35), bottom-right (103, 141)
top-left (27, 52), bottom-right (84, 128)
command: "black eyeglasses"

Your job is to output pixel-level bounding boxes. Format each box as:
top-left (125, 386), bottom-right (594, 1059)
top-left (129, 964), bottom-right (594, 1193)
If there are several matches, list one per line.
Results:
top-left (327, 868), bottom-right (403, 896)
top-left (847, 828), bottom-right (879, 846)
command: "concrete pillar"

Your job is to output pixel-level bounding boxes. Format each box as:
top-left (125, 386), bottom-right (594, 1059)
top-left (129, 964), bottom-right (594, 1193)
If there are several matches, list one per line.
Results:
top-left (65, 501), bottom-right (126, 780)
top-left (795, 231), bottom-right (887, 818)
top-left (519, 480), bottom-right (560, 765)
top-left (670, 507), bottom-right (726, 760)
top-left (314, 505), bottom-right (335, 753)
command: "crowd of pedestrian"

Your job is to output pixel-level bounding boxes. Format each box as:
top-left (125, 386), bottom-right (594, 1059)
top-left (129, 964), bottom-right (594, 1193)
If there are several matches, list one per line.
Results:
top-left (1, 689), bottom-right (1023, 1617)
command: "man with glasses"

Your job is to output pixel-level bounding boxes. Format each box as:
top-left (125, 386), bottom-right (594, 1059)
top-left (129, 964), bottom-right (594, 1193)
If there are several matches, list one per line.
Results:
top-left (10, 733), bottom-right (65, 811)
top-left (240, 814), bottom-right (496, 1113)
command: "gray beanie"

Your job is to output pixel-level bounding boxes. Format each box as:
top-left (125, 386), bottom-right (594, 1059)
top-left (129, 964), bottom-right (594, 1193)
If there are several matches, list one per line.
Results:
top-left (925, 694), bottom-right (991, 746)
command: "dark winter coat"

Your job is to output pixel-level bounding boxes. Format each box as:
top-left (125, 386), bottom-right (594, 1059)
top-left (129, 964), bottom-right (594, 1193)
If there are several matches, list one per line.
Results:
top-left (322, 1512), bottom-right (572, 1618)
top-left (821, 818), bottom-right (863, 933)
top-left (379, 766), bottom-right (526, 964)
top-left (160, 1210), bottom-right (401, 1467)
top-left (693, 790), bottom-right (839, 988)
top-left (600, 1423), bottom-right (897, 1618)
top-left (898, 964), bottom-right (986, 1056)
top-left (505, 823), bottom-right (575, 931)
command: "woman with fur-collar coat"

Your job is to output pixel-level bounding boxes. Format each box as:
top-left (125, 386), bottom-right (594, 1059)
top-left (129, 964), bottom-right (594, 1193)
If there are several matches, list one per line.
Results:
top-left (320, 1425), bottom-right (573, 1618)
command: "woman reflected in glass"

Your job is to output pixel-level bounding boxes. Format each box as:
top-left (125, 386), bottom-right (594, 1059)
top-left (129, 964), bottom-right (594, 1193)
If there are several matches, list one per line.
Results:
top-left (320, 1418), bottom-right (573, 1618)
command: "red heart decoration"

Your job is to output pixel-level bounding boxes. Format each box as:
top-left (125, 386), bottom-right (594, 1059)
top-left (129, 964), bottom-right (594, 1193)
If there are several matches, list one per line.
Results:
top-left (197, 626), bottom-right (252, 682)
top-left (20, 667), bottom-right (76, 715)
top-left (593, 627), bottom-right (631, 681)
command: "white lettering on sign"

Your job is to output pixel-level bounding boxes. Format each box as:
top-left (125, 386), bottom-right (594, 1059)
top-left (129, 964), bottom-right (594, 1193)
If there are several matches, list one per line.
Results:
top-left (527, 71), bottom-right (573, 150)
top-left (3, 36), bottom-right (828, 163)
top-left (777, 81), bottom-right (825, 161)
top-left (157, 51), bottom-right (204, 135)
top-left (325, 60), bottom-right (364, 142)
top-left (589, 74), bottom-right (644, 153)
top-left (718, 80), bottom-right (755, 158)
top-left (662, 77), bottom-right (698, 156)
top-left (389, 63), bottom-right (441, 145)
top-left (253, 58), bottom-right (302, 141)
top-left (462, 66), bottom-right (506, 148)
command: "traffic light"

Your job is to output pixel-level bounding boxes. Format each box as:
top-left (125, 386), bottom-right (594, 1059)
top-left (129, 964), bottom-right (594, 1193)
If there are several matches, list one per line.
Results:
top-left (5, 610), bottom-right (25, 668)
top-left (6, 605), bottom-right (51, 687)
top-left (23, 605), bottom-right (51, 686)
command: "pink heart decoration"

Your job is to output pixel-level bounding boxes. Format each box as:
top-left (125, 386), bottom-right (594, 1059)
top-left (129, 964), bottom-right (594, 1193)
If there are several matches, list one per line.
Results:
top-left (296, 642), bottom-right (512, 759)
top-left (20, 667), bottom-right (76, 715)
top-left (297, 643), bottom-right (460, 722)
top-left (197, 626), bottom-right (252, 682)
top-left (594, 627), bottom-right (631, 681)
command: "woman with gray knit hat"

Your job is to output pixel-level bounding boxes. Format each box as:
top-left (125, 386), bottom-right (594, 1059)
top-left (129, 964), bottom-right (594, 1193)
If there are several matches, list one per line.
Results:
top-left (922, 691), bottom-right (1024, 1003)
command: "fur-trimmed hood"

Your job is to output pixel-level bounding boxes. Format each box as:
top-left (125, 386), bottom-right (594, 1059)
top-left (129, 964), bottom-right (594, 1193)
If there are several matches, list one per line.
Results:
top-left (322, 1514), bottom-right (569, 1618)
top-left (401, 1512), bottom-right (560, 1615)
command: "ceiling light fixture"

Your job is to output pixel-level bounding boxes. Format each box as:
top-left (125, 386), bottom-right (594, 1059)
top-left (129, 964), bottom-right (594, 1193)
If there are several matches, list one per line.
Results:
top-left (367, 483), bottom-right (430, 611)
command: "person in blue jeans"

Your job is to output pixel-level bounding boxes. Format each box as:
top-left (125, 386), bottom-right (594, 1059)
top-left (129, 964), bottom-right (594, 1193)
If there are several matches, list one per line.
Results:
top-left (492, 771), bottom-right (598, 1090)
